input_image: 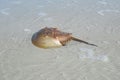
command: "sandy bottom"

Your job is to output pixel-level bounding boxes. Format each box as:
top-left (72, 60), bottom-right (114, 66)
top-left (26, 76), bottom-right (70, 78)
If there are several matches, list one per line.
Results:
top-left (0, 0), bottom-right (120, 80)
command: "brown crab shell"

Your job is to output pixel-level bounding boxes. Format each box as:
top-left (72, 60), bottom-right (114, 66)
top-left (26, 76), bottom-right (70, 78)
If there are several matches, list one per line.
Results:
top-left (31, 27), bottom-right (72, 48)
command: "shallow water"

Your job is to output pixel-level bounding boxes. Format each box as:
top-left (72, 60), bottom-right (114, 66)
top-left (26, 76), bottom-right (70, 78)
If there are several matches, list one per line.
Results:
top-left (0, 0), bottom-right (120, 80)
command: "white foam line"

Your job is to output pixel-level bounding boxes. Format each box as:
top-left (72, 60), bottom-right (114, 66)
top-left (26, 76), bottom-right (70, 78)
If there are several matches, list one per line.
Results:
top-left (98, 0), bottom-right (108, 5)
top-left (97, 9), bottom-right (120, 16)
top-left (24, 28), bottom-right (31, 33)
top-left (38, 12), bottom-right (47, 17)
top-left (0, 8), bottom-right (10, 15)
top-left (97, 10), bottom-right (104, 16)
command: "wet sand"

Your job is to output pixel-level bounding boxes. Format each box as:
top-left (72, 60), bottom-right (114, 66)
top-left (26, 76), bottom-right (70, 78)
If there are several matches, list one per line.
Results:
top-left (0, 0), bottom-right (120, 80)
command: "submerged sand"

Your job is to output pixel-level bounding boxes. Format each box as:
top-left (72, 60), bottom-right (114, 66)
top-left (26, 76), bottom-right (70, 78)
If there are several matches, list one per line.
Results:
top-left (0, 0), bottom-right (120, 80)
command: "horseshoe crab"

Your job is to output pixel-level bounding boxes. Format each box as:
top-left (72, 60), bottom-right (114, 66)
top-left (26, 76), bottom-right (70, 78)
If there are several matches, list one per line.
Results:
top-left (31, 27), bottom-right (97, 48)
